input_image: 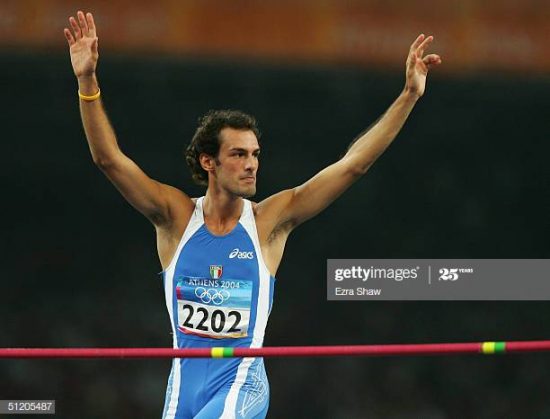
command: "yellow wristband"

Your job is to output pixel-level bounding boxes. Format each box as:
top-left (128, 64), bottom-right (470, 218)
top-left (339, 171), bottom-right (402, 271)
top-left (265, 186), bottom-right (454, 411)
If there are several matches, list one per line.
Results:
top-left (78, 88), bottom-right (101, 102)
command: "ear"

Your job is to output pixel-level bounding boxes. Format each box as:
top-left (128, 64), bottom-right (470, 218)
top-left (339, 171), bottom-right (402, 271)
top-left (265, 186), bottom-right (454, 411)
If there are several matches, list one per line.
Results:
top-left (199, 153), bottom-right (216, 173)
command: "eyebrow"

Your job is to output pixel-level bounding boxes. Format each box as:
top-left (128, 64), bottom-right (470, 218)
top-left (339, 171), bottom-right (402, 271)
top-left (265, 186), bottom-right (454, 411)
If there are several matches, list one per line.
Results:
top-left (229, 148), bottom-right (261, 153)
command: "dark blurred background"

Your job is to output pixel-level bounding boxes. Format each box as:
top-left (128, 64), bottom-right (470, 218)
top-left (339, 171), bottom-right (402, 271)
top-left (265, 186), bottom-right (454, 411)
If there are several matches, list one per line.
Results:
top-left (1, 1), bottom-right (549, 418)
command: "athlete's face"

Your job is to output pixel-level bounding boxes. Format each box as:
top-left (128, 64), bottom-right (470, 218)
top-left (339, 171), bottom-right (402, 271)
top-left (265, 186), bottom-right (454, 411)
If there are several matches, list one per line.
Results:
top-left (210, 128), bottom-right (260, 197)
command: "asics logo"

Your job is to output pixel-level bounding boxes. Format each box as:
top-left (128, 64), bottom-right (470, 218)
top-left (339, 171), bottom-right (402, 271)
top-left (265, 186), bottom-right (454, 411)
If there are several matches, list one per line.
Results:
top-left (229, 248), bottom-right (254, 259)
top-left (194, 287), bottom-right (230, 305)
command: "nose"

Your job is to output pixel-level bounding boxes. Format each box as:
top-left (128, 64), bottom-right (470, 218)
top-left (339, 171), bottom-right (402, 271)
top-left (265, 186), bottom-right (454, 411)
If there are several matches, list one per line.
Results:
top-left (244, 155), bottom-right (258, 171)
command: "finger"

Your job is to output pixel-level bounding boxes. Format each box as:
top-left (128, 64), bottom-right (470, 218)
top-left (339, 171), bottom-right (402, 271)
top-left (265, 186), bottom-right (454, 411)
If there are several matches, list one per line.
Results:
top-left (69, 16), bottom-right (81, 39)
top-left (86, 12), bottom-right (97, 37)
top-left (423, 54), bottom-right (441, 63)
top-left (410, 34), bottom-right (425, 52)
top-left (77, 10), bottom-right (89, 36)
top-left (408, 51), bottom-right (417, 65)
top-left (424, 54), bottom-right (442, 70)
top-left (417, 35), bottom-right (434, 57)
top-left (63, 28), bottom-right (75, 46)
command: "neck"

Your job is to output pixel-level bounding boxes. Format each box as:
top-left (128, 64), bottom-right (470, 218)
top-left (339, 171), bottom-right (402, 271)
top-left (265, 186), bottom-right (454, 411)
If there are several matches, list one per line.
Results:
top-left (203, 188), bottom-right (244, 225)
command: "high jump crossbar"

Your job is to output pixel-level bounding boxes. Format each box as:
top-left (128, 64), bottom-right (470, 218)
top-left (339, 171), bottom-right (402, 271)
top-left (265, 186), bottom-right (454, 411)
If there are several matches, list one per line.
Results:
top-left (1, 341), bottom-right (550, 359)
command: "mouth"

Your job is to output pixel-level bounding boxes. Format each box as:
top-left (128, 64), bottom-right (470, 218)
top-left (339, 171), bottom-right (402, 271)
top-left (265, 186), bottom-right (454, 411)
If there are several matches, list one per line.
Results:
top-left (241, 176), bottom-right (256, 183)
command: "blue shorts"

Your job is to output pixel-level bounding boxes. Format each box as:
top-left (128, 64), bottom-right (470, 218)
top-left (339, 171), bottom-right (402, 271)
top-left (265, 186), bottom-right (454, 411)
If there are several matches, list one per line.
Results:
top-left (162, 357), bottom-right (269, 419)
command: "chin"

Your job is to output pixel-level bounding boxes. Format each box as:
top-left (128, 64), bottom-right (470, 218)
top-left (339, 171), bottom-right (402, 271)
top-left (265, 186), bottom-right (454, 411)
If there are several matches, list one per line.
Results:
top-left (239, 186), bottom-right (256, 198)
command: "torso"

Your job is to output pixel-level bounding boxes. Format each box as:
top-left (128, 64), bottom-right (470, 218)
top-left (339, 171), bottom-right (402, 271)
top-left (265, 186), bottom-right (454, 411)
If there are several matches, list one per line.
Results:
top-left (160, 197), bottom-right (274, 418)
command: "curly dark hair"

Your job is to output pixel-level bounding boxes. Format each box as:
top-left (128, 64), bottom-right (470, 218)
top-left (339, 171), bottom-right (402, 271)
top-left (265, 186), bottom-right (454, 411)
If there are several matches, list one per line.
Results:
top-left (185, 110), bottom-right (261, 186)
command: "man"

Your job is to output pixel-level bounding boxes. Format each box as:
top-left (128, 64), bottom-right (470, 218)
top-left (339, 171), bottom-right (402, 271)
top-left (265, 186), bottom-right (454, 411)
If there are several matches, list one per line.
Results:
top-left (64, 10), bottom-right (441, 419)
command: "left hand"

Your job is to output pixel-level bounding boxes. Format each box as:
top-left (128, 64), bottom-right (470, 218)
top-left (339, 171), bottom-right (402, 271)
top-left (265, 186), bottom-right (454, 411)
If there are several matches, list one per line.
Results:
top-left (404, 34), bottom-right (442, 97)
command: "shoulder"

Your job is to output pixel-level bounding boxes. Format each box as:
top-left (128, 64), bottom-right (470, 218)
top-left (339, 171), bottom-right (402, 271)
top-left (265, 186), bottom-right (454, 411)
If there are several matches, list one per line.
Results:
top-left (155, 186), bottom-right (196, 229)
top-left (251, 189), bottom-right (295, 241)
top-left (252, 189), bottom-right (294, 220)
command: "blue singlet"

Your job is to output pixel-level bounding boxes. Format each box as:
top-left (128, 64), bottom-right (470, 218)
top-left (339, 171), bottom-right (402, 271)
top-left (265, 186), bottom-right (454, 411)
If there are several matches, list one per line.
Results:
top-left (161, 197), bottom-right (275, 419)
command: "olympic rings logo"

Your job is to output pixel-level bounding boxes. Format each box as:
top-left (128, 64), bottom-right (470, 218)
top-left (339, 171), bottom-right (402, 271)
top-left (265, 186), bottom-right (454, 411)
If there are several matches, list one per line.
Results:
top-left (194, 287), bottom-right (231, 305)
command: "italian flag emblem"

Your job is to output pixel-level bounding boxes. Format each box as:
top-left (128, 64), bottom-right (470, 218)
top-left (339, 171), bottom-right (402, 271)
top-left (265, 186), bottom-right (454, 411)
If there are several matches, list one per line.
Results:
top-left (210, 265), bottom-right (223, 279)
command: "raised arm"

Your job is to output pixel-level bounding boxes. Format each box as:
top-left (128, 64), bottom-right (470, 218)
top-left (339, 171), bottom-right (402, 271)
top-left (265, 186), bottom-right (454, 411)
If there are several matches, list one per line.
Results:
top-left (260, 34), bottom-right (442, 230)
top-left (63, 11), bottom-right (192, 226)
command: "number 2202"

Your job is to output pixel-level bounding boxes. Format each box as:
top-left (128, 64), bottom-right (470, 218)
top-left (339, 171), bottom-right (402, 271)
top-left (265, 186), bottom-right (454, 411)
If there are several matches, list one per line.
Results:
top-left (181, 304), bottom-right (242, 333)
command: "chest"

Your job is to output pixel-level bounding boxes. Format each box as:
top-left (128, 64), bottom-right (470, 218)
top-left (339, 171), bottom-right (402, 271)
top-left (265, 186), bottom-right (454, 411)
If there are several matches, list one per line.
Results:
top-left (175, 224), bottom-right (259, 281)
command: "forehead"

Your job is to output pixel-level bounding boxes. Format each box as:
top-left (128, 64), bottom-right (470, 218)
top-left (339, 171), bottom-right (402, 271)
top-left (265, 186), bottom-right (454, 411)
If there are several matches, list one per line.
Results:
top-left (219, 127), bottom-right (259, 151)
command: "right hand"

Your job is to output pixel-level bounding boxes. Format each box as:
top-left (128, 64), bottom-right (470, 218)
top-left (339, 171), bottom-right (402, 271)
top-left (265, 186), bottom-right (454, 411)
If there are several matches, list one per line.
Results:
top-left (64, 11), bottom-right (99, 79)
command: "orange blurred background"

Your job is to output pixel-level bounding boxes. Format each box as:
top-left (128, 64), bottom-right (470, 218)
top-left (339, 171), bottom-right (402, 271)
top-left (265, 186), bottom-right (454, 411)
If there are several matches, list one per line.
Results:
top-left (1, 0), bottom-right (549, 75)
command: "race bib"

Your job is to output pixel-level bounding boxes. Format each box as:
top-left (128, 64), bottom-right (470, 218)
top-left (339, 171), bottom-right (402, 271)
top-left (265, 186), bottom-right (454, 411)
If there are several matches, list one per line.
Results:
top-left (176, 277), bottom-right (253, 339)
